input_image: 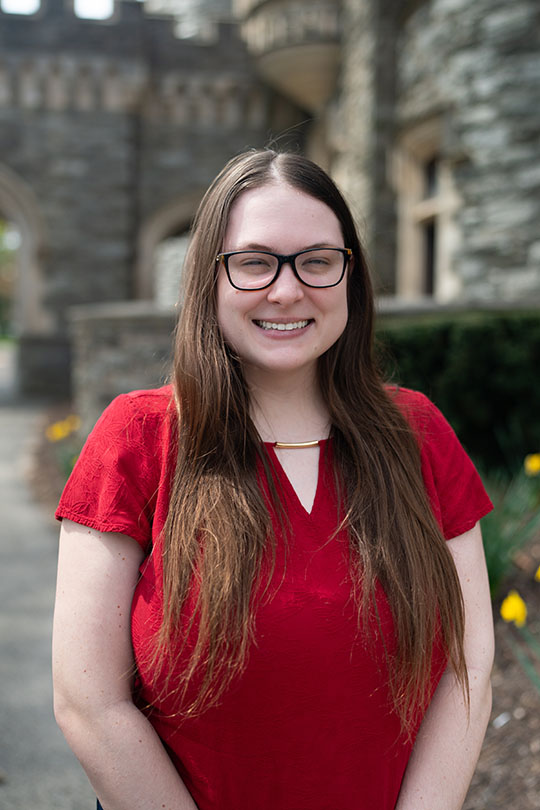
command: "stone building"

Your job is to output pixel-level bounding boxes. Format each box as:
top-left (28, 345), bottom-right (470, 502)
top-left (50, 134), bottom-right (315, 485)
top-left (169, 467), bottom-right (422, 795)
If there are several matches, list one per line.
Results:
top-left (0, 0), bottom-right (302, 396)
top-left (1, 0), bottom-right (539, 409)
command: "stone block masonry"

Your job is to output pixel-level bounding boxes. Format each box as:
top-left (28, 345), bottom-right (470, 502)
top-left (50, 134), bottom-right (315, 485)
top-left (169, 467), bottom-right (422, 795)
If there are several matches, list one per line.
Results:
top-left (69, 301), bottom-right (176, 435)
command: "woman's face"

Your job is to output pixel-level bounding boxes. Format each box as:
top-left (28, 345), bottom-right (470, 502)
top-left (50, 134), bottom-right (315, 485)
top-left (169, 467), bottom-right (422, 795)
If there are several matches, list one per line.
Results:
top-left (216, 181), bottom-right (350, 383)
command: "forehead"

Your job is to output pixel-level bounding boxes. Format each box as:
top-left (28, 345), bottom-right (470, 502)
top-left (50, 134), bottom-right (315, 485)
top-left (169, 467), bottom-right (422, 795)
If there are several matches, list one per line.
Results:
top-left (223, 181), bottom-right (343, 250)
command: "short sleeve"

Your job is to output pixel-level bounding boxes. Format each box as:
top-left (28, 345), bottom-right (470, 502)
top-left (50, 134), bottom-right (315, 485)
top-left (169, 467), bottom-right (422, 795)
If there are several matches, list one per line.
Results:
top-left (56, 393), bottom-right (167, 549)
top-left (395, 389), bottom-right (493, 540)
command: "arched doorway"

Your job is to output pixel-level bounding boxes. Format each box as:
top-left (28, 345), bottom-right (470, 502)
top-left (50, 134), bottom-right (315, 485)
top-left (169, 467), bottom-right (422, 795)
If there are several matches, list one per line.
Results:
top-left (0, 165), bottom-right (51, 335)
top-left (0, 165), bottom-right (52, 395)
top-left (0, 219), bottom-right (19, 338)
top-left (0, 219), bottom-right (19, 397)
top-left (135, 192), bottom-right (204, 303)
top-left (154, 231), bottom-right (191, 310)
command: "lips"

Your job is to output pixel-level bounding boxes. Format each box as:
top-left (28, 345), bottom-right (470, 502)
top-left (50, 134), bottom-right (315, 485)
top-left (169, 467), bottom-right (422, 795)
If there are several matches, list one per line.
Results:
top-left (254, 319), bottom-right (311, 331)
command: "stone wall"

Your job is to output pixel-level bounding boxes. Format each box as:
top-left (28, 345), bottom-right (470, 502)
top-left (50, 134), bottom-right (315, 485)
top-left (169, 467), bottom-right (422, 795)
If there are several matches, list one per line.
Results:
top-left (331, 0), bottom-right (540, 301)
top-left (396, 0), bottom-right (540, 302)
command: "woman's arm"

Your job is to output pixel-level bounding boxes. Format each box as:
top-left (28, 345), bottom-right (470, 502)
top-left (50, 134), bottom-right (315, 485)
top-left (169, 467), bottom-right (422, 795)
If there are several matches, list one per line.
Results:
top-left (395, 522), bottom-right (494, 810)
top-left (52, 519), bottom-right (198, 810)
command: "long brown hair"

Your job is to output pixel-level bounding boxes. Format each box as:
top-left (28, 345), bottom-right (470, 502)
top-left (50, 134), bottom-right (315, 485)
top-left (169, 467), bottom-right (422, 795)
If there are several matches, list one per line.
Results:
top-left (158, 149), bottom-right (467, 736)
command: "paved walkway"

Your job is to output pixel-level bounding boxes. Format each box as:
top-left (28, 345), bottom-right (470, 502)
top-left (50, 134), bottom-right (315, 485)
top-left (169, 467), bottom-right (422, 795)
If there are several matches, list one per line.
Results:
top-left (0, 343), bottom-right (94, 809)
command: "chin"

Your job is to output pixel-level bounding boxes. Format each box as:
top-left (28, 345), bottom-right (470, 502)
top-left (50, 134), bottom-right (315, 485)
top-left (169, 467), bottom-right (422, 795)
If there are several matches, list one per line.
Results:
top-left (246, 354), bottom-right (319, 376)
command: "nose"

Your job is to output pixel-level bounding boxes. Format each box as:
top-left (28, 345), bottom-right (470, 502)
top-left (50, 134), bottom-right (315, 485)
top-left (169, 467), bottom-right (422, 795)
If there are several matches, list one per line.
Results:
top-left (266, 261), bottom-right (304, 304)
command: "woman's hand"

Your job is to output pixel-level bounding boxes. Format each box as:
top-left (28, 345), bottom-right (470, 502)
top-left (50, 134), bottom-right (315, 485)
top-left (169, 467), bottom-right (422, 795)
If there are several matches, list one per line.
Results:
top-left (53, 519), bottom-right (198, 810)
top-left (395, 522), bottom-right (494, 810)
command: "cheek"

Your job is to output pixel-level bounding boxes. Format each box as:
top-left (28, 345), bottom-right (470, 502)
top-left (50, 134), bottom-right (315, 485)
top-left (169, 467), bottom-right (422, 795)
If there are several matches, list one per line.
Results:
top-left (335, 306), bottom-right (349, 343)
top-left (326, 293), bottom-right (349, 348)
top-left (216, 295), bottom-right (236, 347)
top-left (216, 280), bottom-right (256, 348)
top-left (325, 289), bottom-right (349, 332)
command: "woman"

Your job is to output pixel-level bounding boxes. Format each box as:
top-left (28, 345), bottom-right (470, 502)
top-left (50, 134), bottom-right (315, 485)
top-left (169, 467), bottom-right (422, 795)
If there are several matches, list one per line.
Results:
top-left (53, 149), bottom-right (494, 810)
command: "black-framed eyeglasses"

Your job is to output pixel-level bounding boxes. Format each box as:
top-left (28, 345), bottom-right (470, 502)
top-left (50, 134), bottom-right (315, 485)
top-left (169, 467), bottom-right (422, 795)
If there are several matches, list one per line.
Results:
top-left (216, 247), bottom-right (352, 291)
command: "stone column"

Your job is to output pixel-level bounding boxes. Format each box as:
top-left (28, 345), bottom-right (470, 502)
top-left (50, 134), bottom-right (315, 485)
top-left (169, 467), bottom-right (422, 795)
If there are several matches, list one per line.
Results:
top-left (332, 0), bottom-right (398, 293)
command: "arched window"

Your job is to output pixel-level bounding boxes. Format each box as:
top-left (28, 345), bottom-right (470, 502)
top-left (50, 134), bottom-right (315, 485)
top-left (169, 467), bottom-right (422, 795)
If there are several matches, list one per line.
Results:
top-left (393, 118), bottom-right (462, 302)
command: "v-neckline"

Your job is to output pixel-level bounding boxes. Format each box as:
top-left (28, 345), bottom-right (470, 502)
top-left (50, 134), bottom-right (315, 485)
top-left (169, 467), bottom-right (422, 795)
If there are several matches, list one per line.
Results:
top-left (263, 439), bottom-right (330, 519)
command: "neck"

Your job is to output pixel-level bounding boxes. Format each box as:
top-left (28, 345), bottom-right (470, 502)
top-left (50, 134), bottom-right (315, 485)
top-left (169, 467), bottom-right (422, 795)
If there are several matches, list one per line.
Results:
top-left (245, 365), bottom-right (330, 443)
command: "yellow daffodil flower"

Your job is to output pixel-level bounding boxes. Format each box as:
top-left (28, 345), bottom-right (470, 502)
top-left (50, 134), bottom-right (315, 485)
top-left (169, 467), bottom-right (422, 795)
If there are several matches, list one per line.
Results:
top-left (45, 415), bottom-right (81, 443)
top-left (535, 565), bottom-right (540, 583)
top-left (524, 453), bottom-right (540, 477)
top-left (46, 421), bottom-right (70, 442)
top-left (500, 590), bottom-right (527, 627)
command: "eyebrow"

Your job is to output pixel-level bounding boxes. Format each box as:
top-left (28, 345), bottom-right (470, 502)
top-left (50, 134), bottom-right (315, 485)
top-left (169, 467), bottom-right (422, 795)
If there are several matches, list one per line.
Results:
top-left (229, 242), bottom-right (342, 252)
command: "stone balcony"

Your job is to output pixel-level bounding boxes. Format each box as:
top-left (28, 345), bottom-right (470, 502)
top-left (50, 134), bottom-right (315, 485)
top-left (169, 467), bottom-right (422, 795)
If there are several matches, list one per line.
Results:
top-left (234, 0), bottom-right (342, 112)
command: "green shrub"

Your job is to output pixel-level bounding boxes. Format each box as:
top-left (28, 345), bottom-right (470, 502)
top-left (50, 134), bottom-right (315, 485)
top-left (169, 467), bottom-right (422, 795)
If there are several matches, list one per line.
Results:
top-left (478, 466), bottom-right (540, 596)
top-left (377, 309), bottom-right (540, 472)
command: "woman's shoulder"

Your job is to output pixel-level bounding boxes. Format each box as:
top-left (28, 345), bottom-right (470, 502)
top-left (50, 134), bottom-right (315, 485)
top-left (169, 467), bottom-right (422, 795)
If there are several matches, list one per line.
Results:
top-left (384, 384), bottom-right (430, 405)
top-left (96, 384), bottom-right (175, 428)
top-left (57, 385), bottom-right (176, 547)
top-left (86, 385), bottom-right (176, 458)
top-left (108, 384), bottom-right (175, 415)
top-left (384, 384), bottom-right (455, 447)
top-left (385, 385), bottom-right (492, 536)
top-left (385, 384), bottom-right (438, 420)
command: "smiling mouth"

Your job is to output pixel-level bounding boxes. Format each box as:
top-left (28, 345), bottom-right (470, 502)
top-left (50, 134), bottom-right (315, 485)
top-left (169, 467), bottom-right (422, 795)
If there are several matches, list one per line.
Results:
top-left (254, 319), bottom-right (311, 331)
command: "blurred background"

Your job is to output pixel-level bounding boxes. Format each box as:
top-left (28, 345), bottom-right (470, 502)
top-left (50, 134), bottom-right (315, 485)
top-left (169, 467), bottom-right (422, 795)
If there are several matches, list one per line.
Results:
top-left (0, 0), bottom-right (539, 807)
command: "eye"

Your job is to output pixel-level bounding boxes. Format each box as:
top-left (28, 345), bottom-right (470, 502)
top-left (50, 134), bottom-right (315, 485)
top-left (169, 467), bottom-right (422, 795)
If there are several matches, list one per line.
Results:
top-left (239, 256), bottom-right (272, 267)
top-left (305, 256), bottom-right (330, 266)
top-left (227, 252), bottom-right (277, 278)
top-left (298, 251), bottom-right (333, 270)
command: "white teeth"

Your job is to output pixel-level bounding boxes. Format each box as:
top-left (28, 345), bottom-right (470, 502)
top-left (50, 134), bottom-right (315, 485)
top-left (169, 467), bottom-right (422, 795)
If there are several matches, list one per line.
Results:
top-left (256, 320), bottom-right (310, 331)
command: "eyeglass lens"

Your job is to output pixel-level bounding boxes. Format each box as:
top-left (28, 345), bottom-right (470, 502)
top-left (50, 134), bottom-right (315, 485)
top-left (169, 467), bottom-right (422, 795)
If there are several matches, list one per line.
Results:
top-left (226, 249), bottom-right (346, 289)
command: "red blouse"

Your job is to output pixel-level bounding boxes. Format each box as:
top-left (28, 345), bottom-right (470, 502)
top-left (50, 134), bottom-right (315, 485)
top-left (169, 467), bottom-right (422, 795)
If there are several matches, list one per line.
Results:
top-left (56, 385), bottom-right (492, 810)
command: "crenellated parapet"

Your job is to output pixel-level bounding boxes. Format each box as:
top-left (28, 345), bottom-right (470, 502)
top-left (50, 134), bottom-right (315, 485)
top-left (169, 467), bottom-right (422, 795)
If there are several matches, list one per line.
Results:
top-left (0, 0), bottom-right (269, 124)
top-left (235, 0), bottom-right (343, 112)
top-left (0, 0), bottom-right (249, 68)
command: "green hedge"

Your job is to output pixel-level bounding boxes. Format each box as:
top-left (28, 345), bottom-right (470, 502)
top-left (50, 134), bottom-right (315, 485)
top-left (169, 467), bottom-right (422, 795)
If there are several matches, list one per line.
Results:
top-left (376, 309), bottom-right (540, 473)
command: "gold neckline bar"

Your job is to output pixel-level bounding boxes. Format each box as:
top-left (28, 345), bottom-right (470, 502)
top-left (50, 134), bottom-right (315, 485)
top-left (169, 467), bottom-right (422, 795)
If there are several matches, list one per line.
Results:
top-left (273, 439), bottom-right (321, 449)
